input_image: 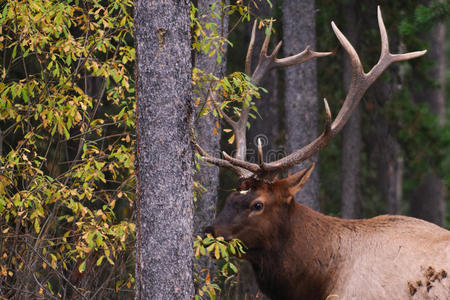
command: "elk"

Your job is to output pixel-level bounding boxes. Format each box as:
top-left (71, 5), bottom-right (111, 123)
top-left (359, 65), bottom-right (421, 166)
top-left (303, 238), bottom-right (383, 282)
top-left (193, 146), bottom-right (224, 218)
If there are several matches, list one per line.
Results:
top-left (194, 7), bottom-right (450, 300)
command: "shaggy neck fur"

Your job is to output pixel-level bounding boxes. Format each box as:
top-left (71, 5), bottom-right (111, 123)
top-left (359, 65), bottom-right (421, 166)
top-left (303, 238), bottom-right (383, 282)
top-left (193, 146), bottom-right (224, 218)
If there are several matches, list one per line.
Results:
top-left (246, 201), bottom-right (350, 300)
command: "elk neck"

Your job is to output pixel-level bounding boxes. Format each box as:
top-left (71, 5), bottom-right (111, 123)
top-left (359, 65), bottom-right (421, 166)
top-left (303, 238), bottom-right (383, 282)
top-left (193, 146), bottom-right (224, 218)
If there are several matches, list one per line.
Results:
top-left (246, 200), bottom-right (352, 299)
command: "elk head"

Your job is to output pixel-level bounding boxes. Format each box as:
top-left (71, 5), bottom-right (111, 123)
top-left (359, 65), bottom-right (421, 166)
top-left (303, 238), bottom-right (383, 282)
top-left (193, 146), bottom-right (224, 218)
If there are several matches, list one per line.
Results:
top-left (205, 164), bottom-right (315, 253)
top-left (196, 7), bottom-right (426, 251)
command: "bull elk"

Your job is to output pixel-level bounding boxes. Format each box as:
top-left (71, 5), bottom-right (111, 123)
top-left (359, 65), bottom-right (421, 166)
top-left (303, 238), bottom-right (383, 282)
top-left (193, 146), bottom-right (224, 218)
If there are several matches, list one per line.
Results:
top-left (194, 7), bottom-right (450, 300)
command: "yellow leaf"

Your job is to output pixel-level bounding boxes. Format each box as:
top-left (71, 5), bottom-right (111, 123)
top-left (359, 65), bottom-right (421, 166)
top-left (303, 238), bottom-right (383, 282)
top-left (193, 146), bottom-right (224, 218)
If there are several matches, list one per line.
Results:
top-left (228, 134), bottom-right (235, 144)
top-left (1, 265), bottom-right (7, 276)
top-left (212, 128), bottom-right (218, 135)
top-left (74, 111), bottom-right (82, 122)
top-left (214, 245), bottom-right (220, 259)
top-left (205, 271), bottom-right (210, 284)
top-left (78, 260), bottom-right (86, 273)
top-left (50, 254), bottom-right (57, 269)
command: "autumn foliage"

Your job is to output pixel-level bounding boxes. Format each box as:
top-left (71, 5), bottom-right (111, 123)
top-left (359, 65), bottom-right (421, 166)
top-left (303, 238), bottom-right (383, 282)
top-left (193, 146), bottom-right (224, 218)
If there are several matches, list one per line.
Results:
top-left (0, 0), bottom-right (135, 298)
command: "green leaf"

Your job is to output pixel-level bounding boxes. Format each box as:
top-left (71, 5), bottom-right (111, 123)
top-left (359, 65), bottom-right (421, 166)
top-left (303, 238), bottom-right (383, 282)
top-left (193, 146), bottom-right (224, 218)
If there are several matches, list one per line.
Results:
top-left (78, 260), bottom-right (86, 273)
top-left (12, 45), bottom-right (17, 59)
top-left (214, 245), bottom-right (220, 259)
top-left (229, 262), bottom-right (238, 273)
top-left (96, 256), bottom-right (104, 266)
top-left (63, 126), bottom-right (70, 140)
top-left (34, 219), bottom-right (41, 233)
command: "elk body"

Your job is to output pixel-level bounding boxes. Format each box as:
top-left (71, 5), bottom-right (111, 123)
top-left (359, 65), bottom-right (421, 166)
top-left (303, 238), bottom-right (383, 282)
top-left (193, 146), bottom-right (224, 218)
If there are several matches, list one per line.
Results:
top-left (195, 7), bottom-right (450, 300)
top-left (206, 168), bottom-right (450, 299)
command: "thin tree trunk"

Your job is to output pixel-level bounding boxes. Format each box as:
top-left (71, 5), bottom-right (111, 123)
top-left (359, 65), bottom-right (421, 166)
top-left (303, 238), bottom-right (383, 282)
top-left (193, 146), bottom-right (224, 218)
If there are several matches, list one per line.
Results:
top-left (193, 2), bottom-right (228, 297)
top-left (282, 0), bottom-right (319, 210)
top-left (411, 14), bottom-right (446, 226)
top-left (340, 0), bottom-right (361, 219)
top-left (135, 2), bottom-right (194, 299)
top-left (193, 0), bottom-right (228, 238)
top-left (378, 131), bottom-right (404, 215)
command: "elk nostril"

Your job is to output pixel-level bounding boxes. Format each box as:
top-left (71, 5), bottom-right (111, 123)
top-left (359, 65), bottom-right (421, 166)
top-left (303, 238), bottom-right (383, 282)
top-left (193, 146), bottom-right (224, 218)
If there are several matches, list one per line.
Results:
top-left (204, 226), bottom-right (215, 236)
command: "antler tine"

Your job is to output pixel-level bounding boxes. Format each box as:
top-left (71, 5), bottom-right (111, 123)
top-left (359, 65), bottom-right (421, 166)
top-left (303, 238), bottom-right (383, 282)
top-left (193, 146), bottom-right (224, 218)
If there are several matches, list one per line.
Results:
top-left (245, 20), bottom-right (257, 76)
top-left (190, 129), bottom-right (250, 177)
top-left (374, 6), bottom-right (424, 63)
top-left (260, 19), bottom-right (274, 58)
top-left (251, 19), bottom-right (332, 85)
top-left (223, 151), bottom-right (260, 173)
top-left (262, 6), bottom-right (426, 174)
top-left (330, 5), bottom-right (426, 134)
top-left (378, 6), bottom-right (389, 57)
top-left (264, 99), bottom-right (332, 171)
top-left (200, 18), bottom-right (333, 179)
top-left (257, 138), bottom-right (266, 169)
top-left (273, 46), bottom-right (333, 69)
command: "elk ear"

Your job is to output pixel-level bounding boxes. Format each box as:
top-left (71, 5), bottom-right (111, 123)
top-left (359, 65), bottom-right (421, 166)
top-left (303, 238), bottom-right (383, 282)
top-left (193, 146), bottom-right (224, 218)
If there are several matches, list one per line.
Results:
top-left (283, 163), bottom-right (315, 197)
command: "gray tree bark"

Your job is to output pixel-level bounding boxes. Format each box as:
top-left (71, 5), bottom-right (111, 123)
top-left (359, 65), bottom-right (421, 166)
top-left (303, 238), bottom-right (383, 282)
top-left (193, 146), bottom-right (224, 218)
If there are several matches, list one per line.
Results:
top-left (135, 2), bottom-right (194, 299)
top-left (193, 1), bottom-right (228, 297)
top-left (282, 0), bottom-right (319, 210)
top-left (411, 13), bottom-right (446, 226)
top-left (247, 1), bottom-right (281, 163)
top-left (340, 0), bottom-right (361, 219)
top-left (193, 0), bottom-right (228, 238)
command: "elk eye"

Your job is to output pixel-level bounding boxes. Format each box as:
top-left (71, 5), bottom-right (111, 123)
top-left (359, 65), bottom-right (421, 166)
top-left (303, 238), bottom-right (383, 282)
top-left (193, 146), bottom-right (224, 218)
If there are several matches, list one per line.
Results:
top-left (251, 201), bottom-right (263, 211)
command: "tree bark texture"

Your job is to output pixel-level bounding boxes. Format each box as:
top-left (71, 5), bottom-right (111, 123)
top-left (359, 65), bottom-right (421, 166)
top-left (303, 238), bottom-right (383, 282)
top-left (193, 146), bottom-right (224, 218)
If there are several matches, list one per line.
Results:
top-left (135, 1), bottom-right (194, 299)
top-left (282, 0), bottom-right (319, 210)
top-left (193, 0), bottom-right (228, 237)
top-left (340, 0), bottom-right (361, 219)
top-left (411, 11), bottom-right (446, 226)
top-left (193, 1), bottom-right (228, 297)
top-left (247, 1), bottom-right (281, 163)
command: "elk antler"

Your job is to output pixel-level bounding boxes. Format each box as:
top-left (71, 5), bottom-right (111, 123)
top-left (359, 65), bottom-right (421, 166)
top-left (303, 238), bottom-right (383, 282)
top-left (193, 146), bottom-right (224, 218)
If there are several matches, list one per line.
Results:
top-left (196, 7), bottom-right (425, 182)
top-left (194, 19), bottom-right (332, 179)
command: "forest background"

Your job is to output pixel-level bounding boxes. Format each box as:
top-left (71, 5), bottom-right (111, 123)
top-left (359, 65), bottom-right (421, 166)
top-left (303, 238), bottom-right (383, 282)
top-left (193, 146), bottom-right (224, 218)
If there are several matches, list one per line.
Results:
top-left (0, 0), bottom-right (448, 299)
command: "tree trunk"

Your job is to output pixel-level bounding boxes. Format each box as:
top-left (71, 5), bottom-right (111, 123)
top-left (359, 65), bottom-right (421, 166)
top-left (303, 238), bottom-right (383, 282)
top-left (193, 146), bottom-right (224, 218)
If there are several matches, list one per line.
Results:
top-left (193, 1), bottom-right (228, 297)
top-left (135, 2), bottom-right (194, 299)
top-left (340, 0), bottom-right (361, 219)
top-left (193, 0), bottom-right (228, 238)
top-left (247, 1), bottom-right (281, 163)
top-left (282, 0), bottom-right (320, 210)
top-left (411, 14), bottom-right (446, 226)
